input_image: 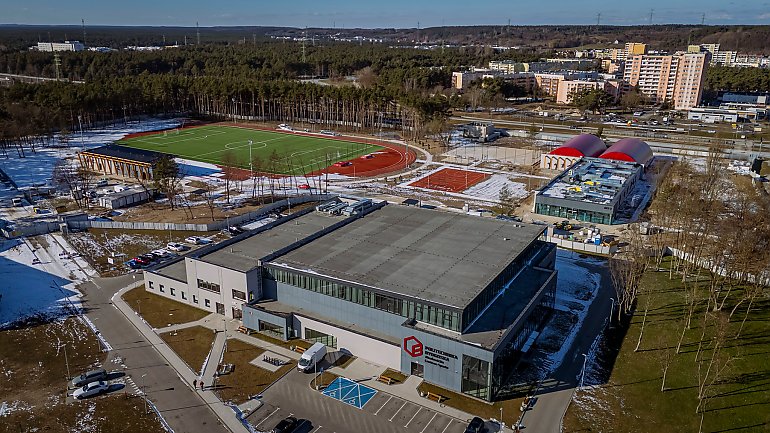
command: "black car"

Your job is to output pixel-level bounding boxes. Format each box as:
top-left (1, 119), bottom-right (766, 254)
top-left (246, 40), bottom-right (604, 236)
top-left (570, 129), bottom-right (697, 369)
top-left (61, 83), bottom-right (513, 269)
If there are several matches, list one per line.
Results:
top-left (272, 416), bottom-right (298, 433)
top-left (464, 417), bottom-right (486, 433)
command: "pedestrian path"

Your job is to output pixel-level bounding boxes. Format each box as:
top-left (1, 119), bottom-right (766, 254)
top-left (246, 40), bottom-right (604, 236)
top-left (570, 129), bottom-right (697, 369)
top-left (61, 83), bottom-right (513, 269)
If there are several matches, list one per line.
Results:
top-left (202, 331), bottom-right (228, 387)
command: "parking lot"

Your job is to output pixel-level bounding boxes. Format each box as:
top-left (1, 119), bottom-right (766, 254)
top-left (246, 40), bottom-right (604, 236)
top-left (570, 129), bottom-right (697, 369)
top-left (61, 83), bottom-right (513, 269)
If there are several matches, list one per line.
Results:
top-left (248, 369), bottom-right (497, 433)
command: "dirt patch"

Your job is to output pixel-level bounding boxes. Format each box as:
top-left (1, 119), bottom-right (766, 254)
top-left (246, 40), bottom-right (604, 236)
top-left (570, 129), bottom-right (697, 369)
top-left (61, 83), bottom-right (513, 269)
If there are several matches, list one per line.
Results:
top-left (122, 286), bottom-right (210, 329)
top-left (160, 326), bottom-right (216, 376)
top-left (0, 318), bottom-right (165, 432)
top-left (214, 339), bottom-right (295, 405)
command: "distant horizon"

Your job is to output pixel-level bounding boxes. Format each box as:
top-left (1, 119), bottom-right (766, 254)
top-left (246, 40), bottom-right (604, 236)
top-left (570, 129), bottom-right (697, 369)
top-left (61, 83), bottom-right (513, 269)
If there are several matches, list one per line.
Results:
top-left (3, 0), bottom-right (770, 28)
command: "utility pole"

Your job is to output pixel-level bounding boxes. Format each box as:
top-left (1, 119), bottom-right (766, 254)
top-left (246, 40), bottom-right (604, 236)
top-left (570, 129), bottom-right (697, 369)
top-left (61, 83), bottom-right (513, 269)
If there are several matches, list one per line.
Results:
top-left (196, 21), bottom-right (200, 45)
top-left (302, 27), bottom-right (306, 63)
top-left (596, 12), bottom-right (601, 26)
top-left (648, 9), bottom-right (654, 25)
top-left (54, 53), bottom-right (61, 81)
top-left (81, 18), bottom-right (86, 46)
top-left (701, 13), bottom-right (706, 25)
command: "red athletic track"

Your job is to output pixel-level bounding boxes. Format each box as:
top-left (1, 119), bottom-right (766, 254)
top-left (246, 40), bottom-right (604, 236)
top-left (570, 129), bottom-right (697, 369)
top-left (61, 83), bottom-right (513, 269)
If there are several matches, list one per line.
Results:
top-left (408, 168), bottom-right (490, 193)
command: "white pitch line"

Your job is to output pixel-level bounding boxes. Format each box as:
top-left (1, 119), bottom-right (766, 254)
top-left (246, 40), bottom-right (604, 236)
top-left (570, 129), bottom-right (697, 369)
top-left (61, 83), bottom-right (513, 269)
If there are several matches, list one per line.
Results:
top-left (374, 395), bottom-right (392, 415)
top-left (405, 407), bottom-right (421, 428)
top-left (420, 413), bottom-right (437, 433)
top-left (389, 401), bottom-right (407, 422)
top-left (254, 407), bottom-right (281, 429)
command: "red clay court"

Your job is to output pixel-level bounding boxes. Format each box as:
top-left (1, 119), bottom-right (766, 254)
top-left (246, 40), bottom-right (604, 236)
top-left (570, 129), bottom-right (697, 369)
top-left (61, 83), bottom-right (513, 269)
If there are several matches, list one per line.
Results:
top-left (408, 168), bottom-right (490, 193)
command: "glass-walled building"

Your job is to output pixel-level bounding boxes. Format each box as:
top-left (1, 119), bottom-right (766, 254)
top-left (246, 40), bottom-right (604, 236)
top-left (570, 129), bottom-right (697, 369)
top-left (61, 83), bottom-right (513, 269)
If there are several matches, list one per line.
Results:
top-left (144, 199), bottom-right (557, 401)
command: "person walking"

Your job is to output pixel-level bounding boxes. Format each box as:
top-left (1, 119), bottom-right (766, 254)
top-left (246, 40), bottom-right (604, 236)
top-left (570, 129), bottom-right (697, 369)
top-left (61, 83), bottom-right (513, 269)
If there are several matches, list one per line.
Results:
top-left (200, 381), bottom-right (205, 391)
top-left (193, 379), bottom-right (197, 390)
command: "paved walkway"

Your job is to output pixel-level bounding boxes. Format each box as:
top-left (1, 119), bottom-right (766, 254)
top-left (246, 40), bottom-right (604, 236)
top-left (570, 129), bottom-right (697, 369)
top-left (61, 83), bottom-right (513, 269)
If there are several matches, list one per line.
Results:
top-left (112, 284), bottom-right (249, 433)
top-left (201, 331), bottom-right (228, 389)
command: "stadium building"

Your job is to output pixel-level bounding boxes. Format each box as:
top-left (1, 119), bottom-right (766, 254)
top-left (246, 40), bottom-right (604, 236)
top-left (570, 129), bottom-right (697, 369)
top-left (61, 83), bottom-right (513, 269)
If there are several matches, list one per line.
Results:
top-left (78, 145), bottom-right (170, 180)
top-left (144, 199), bottom-right (557, 401)
top-left (540, 134), bottom-right (607, 171)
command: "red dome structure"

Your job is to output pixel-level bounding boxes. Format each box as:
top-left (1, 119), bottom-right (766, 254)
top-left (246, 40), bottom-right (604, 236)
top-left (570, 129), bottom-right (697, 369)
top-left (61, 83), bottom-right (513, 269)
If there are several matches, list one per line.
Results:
top-left (600, 138), bottom-right (653, 166)
top-left (548, 134), bottom-right (606, 158)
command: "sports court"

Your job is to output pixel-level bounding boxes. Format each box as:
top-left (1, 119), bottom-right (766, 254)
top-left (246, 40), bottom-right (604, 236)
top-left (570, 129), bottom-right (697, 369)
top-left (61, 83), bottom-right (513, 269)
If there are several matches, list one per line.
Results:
top-left (322, 377), bottom-right (378, 409)
top-left (408, 168), bottom-right (490, 193)
top-left (119, 124), bottom-right (384, 176)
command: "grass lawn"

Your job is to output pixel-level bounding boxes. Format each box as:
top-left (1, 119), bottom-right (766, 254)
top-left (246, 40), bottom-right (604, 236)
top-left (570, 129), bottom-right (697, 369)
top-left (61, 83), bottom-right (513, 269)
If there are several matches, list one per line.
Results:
top-left (119, 124), bottom-right (383, 175)
top-left (314, 371), bottom-right (341, 389)
top-left (122, 286), bottom-right (210, 329)
top-left (417, 382), bottom-right (523, 425)
top-left (563, 256), bottom-right (770, 432)
top-left (0, 318), bottom-right (165, 432)
top-left (381, 368), bottom-right (408, 384)
top-left (214, 338), bottom-right (295, 404)
top-left (159, 326), bottom-right (216, 376)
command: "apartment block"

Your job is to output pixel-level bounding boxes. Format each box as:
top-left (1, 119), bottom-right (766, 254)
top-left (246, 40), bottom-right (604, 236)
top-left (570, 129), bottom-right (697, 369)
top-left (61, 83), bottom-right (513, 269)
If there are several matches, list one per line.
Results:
top-left (623, 52), bottom-right (708, 109)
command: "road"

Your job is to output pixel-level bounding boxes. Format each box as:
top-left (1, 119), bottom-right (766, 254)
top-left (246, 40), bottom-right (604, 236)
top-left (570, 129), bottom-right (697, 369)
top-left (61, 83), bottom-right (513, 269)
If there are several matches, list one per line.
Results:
top-left (518, 256), bottom-right (615, 433)
top-left (79, 274), bottom-right (229, 433)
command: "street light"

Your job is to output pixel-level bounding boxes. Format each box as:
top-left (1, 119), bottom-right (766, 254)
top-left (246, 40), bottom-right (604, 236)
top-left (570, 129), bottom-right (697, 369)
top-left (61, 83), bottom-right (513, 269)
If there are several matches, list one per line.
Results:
top-left (608, 297), bottom-right (616, 328)
top-left (579, 353), bottom-right (588, 389)
top-left (141, 373), bottom-right (148, 413)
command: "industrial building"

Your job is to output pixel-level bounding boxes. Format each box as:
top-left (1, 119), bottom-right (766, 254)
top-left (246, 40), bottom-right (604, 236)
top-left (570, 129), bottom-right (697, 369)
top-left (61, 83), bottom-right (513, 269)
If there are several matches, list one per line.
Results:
top-left (540, 134), bottom-right (606, 170)
top-left (534, 158), bottom-right (644, 224)
top-left (36, 41), bottom-right (85, 52)
top-left (144, 200), bottom-right (557, 401)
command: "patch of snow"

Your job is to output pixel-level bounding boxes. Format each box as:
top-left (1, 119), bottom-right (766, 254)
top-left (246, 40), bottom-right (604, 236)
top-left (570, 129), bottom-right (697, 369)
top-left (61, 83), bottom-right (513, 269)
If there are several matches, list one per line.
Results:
top-left (462, 174), bottom-right (529, 201)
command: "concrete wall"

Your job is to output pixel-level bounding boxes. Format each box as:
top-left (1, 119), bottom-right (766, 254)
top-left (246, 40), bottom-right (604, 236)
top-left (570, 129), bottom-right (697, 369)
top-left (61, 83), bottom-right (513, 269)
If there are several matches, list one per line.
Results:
top-left (295, 315), bottom-right (401, 370)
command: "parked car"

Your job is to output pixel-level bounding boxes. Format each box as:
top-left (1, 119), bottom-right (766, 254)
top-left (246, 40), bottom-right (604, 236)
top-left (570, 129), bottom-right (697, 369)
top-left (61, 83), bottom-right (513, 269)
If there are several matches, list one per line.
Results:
top-left (166, 242), bottom-right (188, 252)
top-left (140, 253), bottom-right (157, 262)
top-left (151, 249), bottom-right (171, 258)
top-left (298, 184), bottom-right (311, 190)
top-left (71, 368), bottom-right (107, 387)
top-left (73, 381), bottom-right (109, 399)
top-left (333, 161), bottom-right (352, 167)
top-left (272, 416), bottom-right (298, 433)
top-left (132, 256), bottom-right (151, 266)
top-left (185, 236), bottom-right (204, 245)
top-left (464, 417), bottom-right (486, 433)
top-left (228, 226), bottom-right (244, 234)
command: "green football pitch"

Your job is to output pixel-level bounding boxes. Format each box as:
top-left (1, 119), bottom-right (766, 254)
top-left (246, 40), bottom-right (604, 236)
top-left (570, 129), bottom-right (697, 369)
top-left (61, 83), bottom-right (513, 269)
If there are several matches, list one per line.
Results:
top-left (118, 124), bottom-right (383, 175)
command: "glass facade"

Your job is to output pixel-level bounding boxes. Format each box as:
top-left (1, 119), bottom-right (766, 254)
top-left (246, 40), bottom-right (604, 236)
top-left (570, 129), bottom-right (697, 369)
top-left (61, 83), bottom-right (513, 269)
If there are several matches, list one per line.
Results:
top-left (461, 355), bottom-right (491, 400)
top-left (265, 266), bottom-right (461, 332)
top-left (534, 203), bottom-right (612, 225)
top-left (258, 320), bottom-right (283, 339)
top-left (305, 328), bottom-right (337, 348)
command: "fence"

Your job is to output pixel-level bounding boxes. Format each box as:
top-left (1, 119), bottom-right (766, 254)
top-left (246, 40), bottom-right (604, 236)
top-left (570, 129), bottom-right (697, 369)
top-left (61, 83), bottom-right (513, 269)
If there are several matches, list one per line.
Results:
top-left (543, 235), bottom-right (617, 256)
top-left (67, 194), bottom-right (334, 233)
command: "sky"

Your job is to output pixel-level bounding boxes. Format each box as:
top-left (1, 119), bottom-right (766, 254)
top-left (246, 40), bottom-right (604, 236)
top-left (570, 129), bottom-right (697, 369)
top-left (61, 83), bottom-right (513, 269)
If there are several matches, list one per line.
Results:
top-left (3, 0), bottom-right (770, 28)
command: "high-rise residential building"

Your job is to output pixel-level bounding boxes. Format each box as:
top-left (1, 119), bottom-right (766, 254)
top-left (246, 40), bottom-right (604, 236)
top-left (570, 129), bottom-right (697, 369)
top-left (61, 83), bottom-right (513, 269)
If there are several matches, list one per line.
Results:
top-left (610, 43), bottom-right (647, 61)
top-left (623, 52), bottom-right (709, 109)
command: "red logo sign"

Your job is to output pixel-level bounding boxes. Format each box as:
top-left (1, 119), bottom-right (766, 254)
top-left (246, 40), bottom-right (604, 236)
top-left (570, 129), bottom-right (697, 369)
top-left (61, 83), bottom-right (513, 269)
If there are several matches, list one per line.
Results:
top-left (403, 336), bottom-right (423, 357)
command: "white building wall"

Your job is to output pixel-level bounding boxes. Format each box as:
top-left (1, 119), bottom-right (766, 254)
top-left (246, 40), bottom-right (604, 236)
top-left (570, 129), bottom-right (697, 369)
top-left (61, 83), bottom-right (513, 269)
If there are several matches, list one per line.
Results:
top-left (296, 315), bottom-right (401, 370)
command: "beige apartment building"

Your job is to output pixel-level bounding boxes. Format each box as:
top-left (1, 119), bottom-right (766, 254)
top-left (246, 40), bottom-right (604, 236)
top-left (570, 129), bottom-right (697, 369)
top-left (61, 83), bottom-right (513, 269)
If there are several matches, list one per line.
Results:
top-left (623, 52), bottom-right (708, 109)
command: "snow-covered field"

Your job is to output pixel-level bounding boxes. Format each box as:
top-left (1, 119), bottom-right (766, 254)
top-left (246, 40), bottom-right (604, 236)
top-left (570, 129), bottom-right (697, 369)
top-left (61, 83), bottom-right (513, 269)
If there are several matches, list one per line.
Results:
top-left (0, 118), bottom-right (181, 189)
top-left (0, 234), bottom-right (94, 329)
top-left (462, 174), bottom-right (529, 201)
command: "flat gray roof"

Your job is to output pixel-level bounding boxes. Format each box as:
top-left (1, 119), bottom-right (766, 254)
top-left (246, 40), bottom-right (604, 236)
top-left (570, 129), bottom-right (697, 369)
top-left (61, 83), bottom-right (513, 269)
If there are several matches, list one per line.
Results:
top-left (155, 259), bottom-right (188, 282)
top-left (271, 205), bottom-right (546, 310)
top-left (198, 211), bottom-right (344, 272)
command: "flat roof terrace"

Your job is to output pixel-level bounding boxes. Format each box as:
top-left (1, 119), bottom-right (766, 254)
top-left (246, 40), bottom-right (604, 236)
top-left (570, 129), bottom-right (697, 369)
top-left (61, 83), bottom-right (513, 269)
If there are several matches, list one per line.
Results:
top-left (198, 211), bottom-right (344, 272)
top-left (270, 205), bottom-right (546, 310)
top-left (537, 157), bottom-right (641, 206)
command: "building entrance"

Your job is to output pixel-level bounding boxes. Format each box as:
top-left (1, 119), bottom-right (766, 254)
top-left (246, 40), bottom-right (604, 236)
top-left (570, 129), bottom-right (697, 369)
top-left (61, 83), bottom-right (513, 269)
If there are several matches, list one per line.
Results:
top-left (410, 362), bottom-right (424, 378)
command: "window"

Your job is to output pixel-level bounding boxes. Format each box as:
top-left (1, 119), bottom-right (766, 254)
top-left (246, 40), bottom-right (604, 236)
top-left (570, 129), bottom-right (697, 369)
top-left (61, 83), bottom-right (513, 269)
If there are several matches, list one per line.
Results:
top-left (305, 328), bottom-right (337, 348)
top-left (462, 355), bottom-right (491, 400)
top-left (204, 299), bottom-right (211, 307)
top-left (197, 279), bottom-right (220, 294)
top-left (170, 288), bottom-right (175, 296)
top-left (259, 320), bottom-right (283, 339)
top-left (232, 289), bottom-right (246, 301)
top-left (148, 281), bottom-right (154, 289)
top-left (193, 295), bottom-right (198, 304)
top-left (159, 284), bottom-right (165, 293)
top-left (181, 292), bottom-right (187, 300)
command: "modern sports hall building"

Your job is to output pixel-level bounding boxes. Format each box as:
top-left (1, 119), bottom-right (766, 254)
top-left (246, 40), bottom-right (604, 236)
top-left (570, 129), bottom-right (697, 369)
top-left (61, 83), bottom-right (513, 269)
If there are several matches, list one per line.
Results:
top-left (144, 198), bottom-right (557, 401)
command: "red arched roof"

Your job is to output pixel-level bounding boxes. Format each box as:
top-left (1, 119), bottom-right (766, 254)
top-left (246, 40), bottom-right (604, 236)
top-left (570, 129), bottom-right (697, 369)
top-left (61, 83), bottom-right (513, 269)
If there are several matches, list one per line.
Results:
top-left (549, 134), bottom-right (606, 158)
top-left (600, 138), bottom-right (653, 165)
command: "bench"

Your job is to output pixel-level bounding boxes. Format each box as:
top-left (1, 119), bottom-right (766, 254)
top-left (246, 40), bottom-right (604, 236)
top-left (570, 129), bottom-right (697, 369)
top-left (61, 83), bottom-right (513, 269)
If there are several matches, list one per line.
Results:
top-left (376, 375), bottom-right (395, 385)
top-left (425, 392), bottom-right (445, 403)
top-left (292, 346), bottom-right (306, 354)
top-left (237, 326), bottom-right (254, 335)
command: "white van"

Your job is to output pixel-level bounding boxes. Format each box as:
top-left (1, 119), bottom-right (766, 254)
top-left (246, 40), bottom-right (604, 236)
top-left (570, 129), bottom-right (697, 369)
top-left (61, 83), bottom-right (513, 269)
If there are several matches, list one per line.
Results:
top-left (297, 342), bottom-right (327, 372)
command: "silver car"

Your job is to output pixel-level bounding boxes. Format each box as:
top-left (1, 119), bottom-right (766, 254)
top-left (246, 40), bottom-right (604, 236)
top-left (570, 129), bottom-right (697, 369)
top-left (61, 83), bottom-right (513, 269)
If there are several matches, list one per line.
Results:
top-left (73, 381), bottom-right (109, 399)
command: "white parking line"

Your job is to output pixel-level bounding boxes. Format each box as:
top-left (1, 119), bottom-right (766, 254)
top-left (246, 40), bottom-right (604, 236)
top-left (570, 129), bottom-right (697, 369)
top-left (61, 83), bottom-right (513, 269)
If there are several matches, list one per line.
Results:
top-left (405, 407), bottom-right (421, 428)
top-left (420, 413), bottom-right (438, 433)
top-left (254, 407), bottom-right (281, 429)
top-left (389, 401), bottom-right (407, 422)
top-left (440, 419), bottom-right (454, 433)
top-left (311, 426), bottom-right (323, 433)
top-left (374, 396), bottom-right (392, 415)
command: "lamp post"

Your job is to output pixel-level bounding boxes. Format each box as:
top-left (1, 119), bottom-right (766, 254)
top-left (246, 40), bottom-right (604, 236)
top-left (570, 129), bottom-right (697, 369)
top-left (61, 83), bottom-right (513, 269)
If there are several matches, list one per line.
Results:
top-left (608, 297), bottom-right (616, 328)
top-left (141, 373), bottom-right (148, 413)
